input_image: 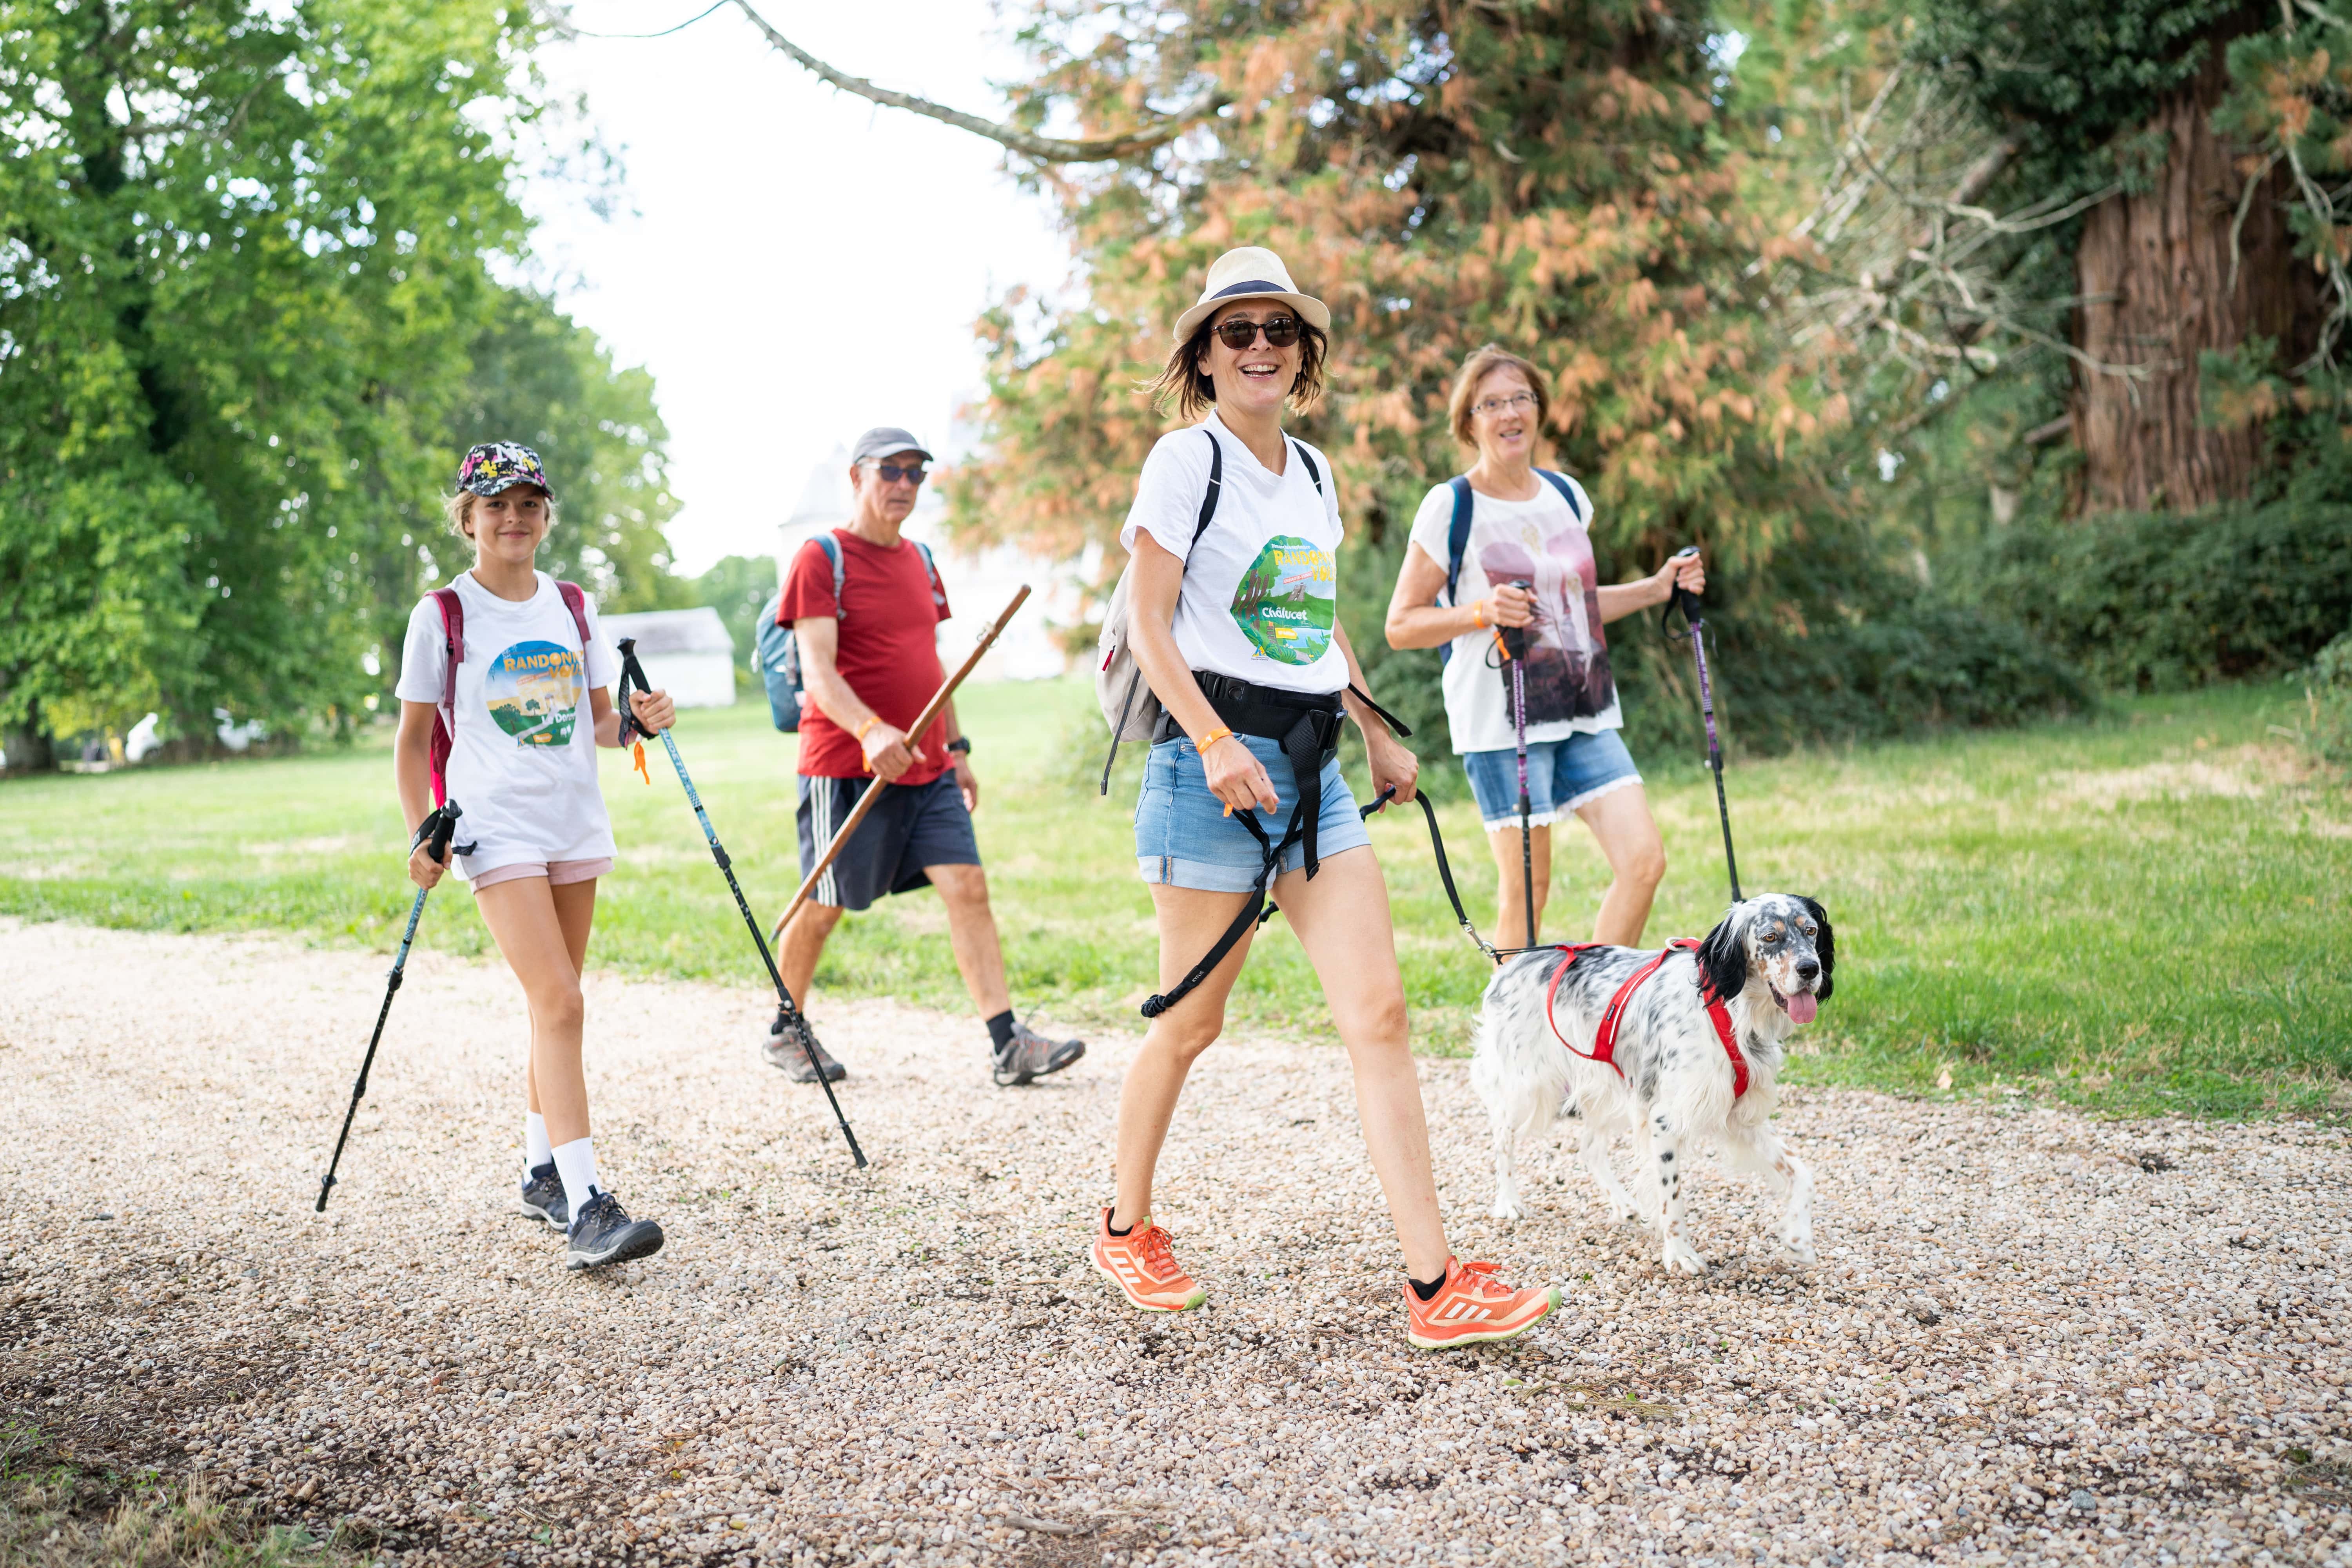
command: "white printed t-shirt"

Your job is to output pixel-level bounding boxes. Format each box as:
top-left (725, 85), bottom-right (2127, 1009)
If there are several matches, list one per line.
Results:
top-left (1119, 412), bottom-right (1348, 696)
top-left (394, 570), bottom-right (621, 879)
top-left (1405, 475), bottom-right (1622, 755)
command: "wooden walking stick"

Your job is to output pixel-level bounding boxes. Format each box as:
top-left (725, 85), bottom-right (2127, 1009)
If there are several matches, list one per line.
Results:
top-left (770, 585), bottom-right (1031, 945)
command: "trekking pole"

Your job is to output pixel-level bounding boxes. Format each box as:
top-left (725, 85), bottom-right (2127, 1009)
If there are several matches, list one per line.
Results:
top-left (612, 642), bottom-right (868, 1169)
top-left (770, 586), bottom-right (1031, 943)
top-left (1666, 546), bottom-right (1741, 903)
top-left (316, 802), bottom-right (465, 1212)
top-left (1499, 582), bottom-right (1537, 949)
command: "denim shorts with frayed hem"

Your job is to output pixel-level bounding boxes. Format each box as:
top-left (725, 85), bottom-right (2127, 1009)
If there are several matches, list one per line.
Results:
top-left (1461, 728), bottom-right (1642, 830)
top-left (1134, 734), bottom-right (1371, 893)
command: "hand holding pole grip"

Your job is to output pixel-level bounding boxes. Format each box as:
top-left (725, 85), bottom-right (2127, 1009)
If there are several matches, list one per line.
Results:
top-left (1668, 546), bottom-right (1704, 629)
top-left (614, 637), bottom-right (657, 744)
top-left (1498, 579), bottom-right (1532, 661)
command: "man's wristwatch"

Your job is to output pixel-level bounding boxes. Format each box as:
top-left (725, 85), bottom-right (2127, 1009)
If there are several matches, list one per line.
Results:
top-left (946, 736), bottom-right (972, 757)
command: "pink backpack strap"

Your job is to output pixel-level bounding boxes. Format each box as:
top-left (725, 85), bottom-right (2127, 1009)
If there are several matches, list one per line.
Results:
top-left (554, 580), bottom-right (592, 651)
top-left (427, 587), bottom-right (465, 808)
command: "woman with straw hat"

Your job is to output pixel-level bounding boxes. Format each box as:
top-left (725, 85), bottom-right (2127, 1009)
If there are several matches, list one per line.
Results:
top-left (1089, 246), bottom-right (1561, 1349)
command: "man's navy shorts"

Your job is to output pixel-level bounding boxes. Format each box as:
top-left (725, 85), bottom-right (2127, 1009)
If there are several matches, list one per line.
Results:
top-left (795, 772), bottom-right (981, 912)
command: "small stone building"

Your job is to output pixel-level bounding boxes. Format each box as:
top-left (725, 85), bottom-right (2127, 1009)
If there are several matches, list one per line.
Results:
top-left (599, 608), bottom-right (737, 708)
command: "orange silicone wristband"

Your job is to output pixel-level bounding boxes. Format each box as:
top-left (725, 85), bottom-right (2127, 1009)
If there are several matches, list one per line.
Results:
top-left (1194, 726), bottom-right (1234, 753)
top-left (854, 715), bottom-right (882, 743)
top-left (1471, 599), bottom-right (1489, 630)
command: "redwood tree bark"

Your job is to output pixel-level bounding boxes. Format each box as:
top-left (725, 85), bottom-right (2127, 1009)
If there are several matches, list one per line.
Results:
top-left (2070, 49), bottom-right (2310, 514)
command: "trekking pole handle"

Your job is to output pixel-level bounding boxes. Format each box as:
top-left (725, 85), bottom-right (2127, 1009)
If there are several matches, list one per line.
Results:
top-left (409, 801), bottom-right (462, 864)
top-left (1498, 579), bottom-right (1532, 661)
top-left (613, 637), bottom-right (657, 744)
top-left (1668, 546), bottom-right (1704, 629)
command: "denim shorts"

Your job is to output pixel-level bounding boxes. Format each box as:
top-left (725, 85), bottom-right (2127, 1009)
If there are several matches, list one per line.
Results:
top-left (1134, 735), bottom-right (1372, 893)
top-left (1461, 729), bottom-right (1642, 829)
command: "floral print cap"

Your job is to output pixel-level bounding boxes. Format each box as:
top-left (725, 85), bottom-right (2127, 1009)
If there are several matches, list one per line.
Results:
top-left (454, 441), bottom-right (553, 499)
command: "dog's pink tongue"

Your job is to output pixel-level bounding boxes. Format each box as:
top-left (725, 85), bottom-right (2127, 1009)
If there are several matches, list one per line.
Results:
top-left (1786, 992), bottom-right (1818, 1024)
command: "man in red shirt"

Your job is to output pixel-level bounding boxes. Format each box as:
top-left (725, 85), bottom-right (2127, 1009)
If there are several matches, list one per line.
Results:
top-left (763, 426), bottom-right (1085, 1089)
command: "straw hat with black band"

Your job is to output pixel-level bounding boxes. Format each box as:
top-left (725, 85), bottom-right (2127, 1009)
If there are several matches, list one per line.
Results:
top-left (1172, 247), bottom-right (1333, 343)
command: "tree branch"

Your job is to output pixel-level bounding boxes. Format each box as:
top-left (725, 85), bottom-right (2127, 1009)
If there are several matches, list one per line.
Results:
top-left (730, 0), bottom-right (1226, 163)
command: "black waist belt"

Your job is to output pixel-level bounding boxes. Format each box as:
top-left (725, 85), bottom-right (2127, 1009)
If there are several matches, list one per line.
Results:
top-left (1140, 673), bottom-right (1412, 1020)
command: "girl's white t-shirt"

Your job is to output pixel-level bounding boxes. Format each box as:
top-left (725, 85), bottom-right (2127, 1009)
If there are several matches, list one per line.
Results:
top-left (393, 570), bottom-right (621, 878)
top-left (1119, 412), bottom-right (1349, 696)
top-left (1405, 475), bottom-right (1623, 755)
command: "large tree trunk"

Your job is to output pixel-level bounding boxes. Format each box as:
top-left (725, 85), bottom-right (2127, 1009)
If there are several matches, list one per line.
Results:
top-left (2070, 47), bottom-right (2311, 515)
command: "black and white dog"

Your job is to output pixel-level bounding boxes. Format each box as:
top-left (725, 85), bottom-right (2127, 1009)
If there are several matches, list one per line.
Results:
top-left (1468, 894), bottom-right (1835, 1275)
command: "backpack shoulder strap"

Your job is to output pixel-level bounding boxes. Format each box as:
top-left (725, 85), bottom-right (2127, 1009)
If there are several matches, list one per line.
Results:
top-left (1443, 476), bottom-right (1475, 607)
top-left (429, 587), bottom-right (465, 705)
top-left (817, 532), bottom-right (847, 620)
top-left (1189, 428), bottom-right (1225, 555)
top-left (911, 540), bottom-right (948, 612)
top-left (553, 580), bottom-right (592, 651)
top-left (1535, 469), bottom-right (1586, 522)
top-left (1289, 439), bottom-right (1323, 494)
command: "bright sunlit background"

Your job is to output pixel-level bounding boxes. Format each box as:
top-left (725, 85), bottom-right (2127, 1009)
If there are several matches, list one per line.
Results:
top-left (524, 2), bottom-right (1069, 576)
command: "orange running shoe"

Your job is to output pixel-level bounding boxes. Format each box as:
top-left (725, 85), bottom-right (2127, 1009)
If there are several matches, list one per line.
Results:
top-left (1090, 1208), bottom-right (1206, 1312)
top-left (1405, 1257), bottom-right (1559, 1349)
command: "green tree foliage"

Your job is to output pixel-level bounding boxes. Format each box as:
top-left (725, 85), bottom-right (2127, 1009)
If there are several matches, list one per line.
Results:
top-left (693, 553), bottom-right (778, 676)
top-left (0, 0), bottom-right (682, 760)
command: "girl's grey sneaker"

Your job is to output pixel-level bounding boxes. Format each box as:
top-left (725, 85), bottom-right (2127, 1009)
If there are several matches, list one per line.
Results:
top-left (762, 1007), bottom-right (846, 1083)
top-left (993, 1020), bottom-right (1085, 1087)
top-left (566, 1191), bottom-right (664, 1270)
top-left (517, 1162), bottom-right (569, 1228)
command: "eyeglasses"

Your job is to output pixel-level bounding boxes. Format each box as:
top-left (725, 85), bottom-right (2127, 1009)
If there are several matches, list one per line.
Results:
top-left (1211, 314), bottom-right (1301, 351)
top-left (865, 462), bottom-right (927, 486)
top-left (1473, 391), bottom-right (1539, 419)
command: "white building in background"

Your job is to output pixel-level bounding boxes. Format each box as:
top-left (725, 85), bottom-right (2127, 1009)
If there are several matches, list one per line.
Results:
top-left (775, 448), bottom-right (1082, 682)
top-left (599, 607), bottom-right (737, 708)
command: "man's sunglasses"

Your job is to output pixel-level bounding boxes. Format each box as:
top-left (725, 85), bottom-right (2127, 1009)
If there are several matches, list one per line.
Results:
top-left (1210, 314), bottom-right (1302, 351)
top-left (866, 462), bottom-right (927, 485)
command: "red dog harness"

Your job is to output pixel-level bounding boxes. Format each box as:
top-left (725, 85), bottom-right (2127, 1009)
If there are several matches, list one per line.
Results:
top-left (1544, 938), bottom-right (1749, 1098)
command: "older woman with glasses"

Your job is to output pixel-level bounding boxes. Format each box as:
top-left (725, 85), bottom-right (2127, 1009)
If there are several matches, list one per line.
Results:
top-left (1088, 250), bottom-right (1560, 1350)
top-left (1384, 345), bottom-right (1705, 948)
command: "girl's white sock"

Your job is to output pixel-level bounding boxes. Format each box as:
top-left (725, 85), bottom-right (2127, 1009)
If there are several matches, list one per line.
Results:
top-left (552, 1136), bottom-right (601, 1218)
top-left (525, 1111), bottom-right (554, 1169)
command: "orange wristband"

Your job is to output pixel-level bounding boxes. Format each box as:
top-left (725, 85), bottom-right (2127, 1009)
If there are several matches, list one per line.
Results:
top-left (1471, 599), bottom-right (1489, 630)
top-left (1194, 726), bottom-right (1234, 753)
top-left (854, 715), bottom-right (883, 744)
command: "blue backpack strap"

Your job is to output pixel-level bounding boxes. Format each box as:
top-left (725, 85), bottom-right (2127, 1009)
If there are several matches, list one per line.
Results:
top-left (1535, 469), bottom-right (1586, 522)
top-left (1289, 438), bottom-right (1323, 494)
top-left (911, 540), bottom-right (947, 613)
top-left (816, 532), bottom-right (847, 620)
top-left (1444, 476), bottom-right (1475, 608)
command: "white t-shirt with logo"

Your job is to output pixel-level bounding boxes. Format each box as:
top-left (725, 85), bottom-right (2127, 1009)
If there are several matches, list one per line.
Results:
top-left (1119, 412), bottom-right (1348, 697)
top-left (1405, 475), bottom-right (1622, 755)
top-left (394, 570), bottom-right (621, 878)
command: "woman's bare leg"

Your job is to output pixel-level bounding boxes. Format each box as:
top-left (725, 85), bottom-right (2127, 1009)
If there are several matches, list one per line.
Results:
top-left (1576, 785), bottom-right (1667, 946)
top-left (1486, 821), bottom-right (1555, 946)
top-left (1109, 884), bottom-right (1258, 1231)
top-left (1276, 846), bottom-right (1450, 1282)
top-left (477, 878), bottom-right (593, 1145)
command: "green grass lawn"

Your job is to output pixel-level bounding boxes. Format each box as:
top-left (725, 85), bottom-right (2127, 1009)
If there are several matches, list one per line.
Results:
top-left (2, 679), bottom-right (2344, 1119)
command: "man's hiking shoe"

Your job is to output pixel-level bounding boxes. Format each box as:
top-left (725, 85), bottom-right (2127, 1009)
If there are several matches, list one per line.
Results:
top-left (1404, 1256), bottom-right (1559, 1350)
top-left (517, 1162), bottom-right (570, 1229)
top-left (565, 1191), bottom-right (664, 1270)
top-left (1090, 1208), bottom-right (1204, 1312)
top-left (993, 1020), bottom-right (1085, 1087)
top-left (762, 1008), bottom-right (846, 1083)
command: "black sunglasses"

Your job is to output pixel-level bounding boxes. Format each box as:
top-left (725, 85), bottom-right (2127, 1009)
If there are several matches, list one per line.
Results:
top-left (1210, 314), bottom-right (1301, 351)
top-left (867, 462), bottom-right (927, 485)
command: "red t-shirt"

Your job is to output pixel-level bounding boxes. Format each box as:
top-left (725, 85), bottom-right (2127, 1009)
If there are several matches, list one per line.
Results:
top-left (779, 529), bottom-right (954, 782)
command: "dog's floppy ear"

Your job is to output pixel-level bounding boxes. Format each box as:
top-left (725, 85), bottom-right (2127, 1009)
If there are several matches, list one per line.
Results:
top-left (1695, 906), bottom-right (1750, 1004)
top-left (1799, 896), bottom-right (1835, 1002)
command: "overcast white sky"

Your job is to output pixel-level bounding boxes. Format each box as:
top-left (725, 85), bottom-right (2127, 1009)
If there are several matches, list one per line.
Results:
top-left (523, 2), bottom-right (1070, 576)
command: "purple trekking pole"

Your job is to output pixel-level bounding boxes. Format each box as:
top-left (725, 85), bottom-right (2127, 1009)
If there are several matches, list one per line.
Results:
top-left (1499, 584), bottom-right (1536, 948)
top-left (1668, 546), bottom-right (1742, 903)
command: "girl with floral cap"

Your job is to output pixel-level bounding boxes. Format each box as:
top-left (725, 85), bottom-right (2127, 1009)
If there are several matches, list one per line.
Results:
top-left (391, 441), bottom-right (672, 1269)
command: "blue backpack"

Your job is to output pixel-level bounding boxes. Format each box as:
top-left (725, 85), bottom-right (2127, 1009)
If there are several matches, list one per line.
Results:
top-left (1437, 470), bottom-right (1586, 664)
top-left (756, 532), bottom-right (946, 732)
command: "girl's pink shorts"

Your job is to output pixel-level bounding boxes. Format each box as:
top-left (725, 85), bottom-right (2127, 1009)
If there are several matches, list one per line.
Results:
top-left (469, 857), bottom-right (613, 893)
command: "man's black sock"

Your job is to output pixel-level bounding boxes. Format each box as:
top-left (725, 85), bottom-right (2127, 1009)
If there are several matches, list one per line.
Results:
top-left (1108, 1217), bottom-right (1134, 1238)
top-left (985, 1010), bottom-right (1016, 1051)
top-left (1409, 1272), bottom-right (1446, 1303)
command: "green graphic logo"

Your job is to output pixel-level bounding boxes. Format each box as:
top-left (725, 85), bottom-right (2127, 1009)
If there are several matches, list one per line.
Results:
top-left (1230, 535), bottom-right (1337, 666)
top-left (485, 639), bottom-right (582, 746)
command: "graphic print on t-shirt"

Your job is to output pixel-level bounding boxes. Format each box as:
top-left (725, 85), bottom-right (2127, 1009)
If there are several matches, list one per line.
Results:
top-left (1230, 535), bottom-right (1336, 666)
top-left (1479, 523), bottom-right (1614, 726)
top-left (485, 640), bottom-right (584, 746)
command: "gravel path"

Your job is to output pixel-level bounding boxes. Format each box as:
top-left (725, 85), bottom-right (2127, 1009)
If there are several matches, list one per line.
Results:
top-left (3, 917), bottom-right (2347, 1567)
